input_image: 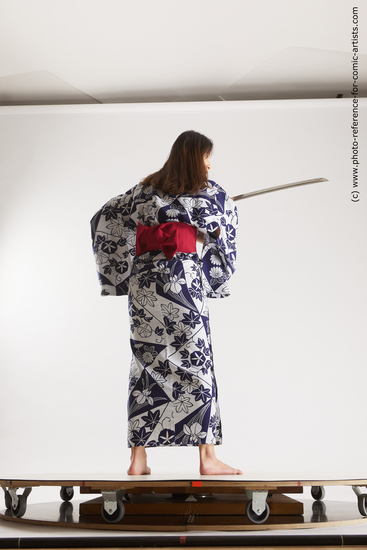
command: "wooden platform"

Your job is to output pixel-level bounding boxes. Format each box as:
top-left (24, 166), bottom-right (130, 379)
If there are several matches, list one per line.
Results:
top-left (79, 492), bottom-right (303, 518)
top-left (1, 473), bottom-right (367, 531)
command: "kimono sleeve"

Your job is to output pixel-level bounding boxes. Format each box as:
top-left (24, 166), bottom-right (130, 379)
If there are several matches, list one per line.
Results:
top-left (201, 188), bottom-right (238, 299)
top-left (90, 188), bottom-right (136, 296)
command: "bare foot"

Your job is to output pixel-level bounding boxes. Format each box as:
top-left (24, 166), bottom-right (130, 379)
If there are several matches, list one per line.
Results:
top-left (199, 444), bottom-right (243, 475)
top-left (127, 446), bottom-right (151, 475)
top-left (200, 457), bottom-right (243, 475)
top-left (127, 463), bottom-right (151, 475)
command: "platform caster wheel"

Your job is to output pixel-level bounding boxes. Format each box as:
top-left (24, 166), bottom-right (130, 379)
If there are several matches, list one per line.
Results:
top-left (60, 486), bottom-right (74, 502)
top-left (11, 495), bottom-right (27, 518)
top-left (101, 500), bottom-right (125, 523)
top-left (4, 490), bottom-right (12, 510)
top-left (246, 500), bottom-right (270, 524)
top-left (358, 494), bottom-right (367, 516)
top-left (311, 486), bottom-right (325, 501)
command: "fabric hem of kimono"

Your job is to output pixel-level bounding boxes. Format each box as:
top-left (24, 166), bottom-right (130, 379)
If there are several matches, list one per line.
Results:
top-left (128, 441), bottom-right (223, 448)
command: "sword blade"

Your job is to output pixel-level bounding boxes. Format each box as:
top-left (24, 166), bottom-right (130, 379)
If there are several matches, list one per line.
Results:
top-left (232, 178), bottom-right (329, 201)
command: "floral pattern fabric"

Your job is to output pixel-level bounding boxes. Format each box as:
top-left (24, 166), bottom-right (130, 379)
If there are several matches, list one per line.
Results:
top-left (91, 181), bottom-right (238, 447)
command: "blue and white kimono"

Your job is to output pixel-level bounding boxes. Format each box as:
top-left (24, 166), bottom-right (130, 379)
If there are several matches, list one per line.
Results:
top-left (91, 180), bottom-right (238, 447)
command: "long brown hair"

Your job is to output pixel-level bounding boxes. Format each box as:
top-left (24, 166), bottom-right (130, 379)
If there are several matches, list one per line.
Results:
top-left (141, 130), bottom-right (213, 195)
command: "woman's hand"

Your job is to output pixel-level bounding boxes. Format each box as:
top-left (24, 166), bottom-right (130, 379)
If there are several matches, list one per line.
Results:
top-left (197, 227), bottom-right (220, 243)
top-left (197, 231), bottom-right (204, 243)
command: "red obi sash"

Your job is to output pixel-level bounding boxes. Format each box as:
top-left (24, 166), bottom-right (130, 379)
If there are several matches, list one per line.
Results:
top-left (136, 222), bottom-right (197, 259)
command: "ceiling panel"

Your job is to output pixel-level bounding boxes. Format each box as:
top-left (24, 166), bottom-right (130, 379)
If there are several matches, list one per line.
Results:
top-left (0, 0), bottom-right (365, 105)
top-left (221, 47), bottom-right (367, 100)
top-left (0, 71), bottom-right (100, 105)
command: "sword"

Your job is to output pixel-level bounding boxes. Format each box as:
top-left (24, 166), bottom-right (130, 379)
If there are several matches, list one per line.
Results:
top-left (232, 178), bottom-right (329, 201)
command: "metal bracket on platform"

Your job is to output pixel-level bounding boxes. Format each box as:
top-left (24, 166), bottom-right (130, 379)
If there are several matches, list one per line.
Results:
top-left (8, 487), bottom-right (32, 510)
top-left (246, 490), bottom-right (268, 516)
top-left (8, 488), bottom-right (19, 510)
top-left (352, 486), bottom-right (364, 497)
top-left (101, 490), bottom-right (125, 515)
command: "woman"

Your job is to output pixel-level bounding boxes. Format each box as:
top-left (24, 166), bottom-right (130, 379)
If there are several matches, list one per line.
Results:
top-left (91, 131), bottom-right (242, 475)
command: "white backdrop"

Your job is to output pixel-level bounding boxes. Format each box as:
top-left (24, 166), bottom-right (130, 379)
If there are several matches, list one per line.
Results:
top-left (0, 99), bottom-right (366, 503)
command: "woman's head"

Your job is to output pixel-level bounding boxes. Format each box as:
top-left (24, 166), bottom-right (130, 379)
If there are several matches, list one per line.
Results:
top-left (141, 130), bottom-right (213, 195)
